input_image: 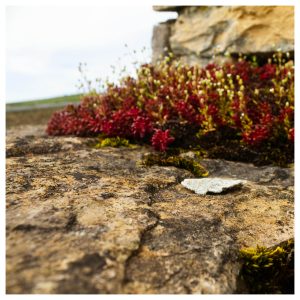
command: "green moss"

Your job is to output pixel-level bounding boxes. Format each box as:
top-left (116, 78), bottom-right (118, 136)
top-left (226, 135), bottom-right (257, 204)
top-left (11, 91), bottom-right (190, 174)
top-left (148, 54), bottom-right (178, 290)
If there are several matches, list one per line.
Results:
top-left (142, 152), bottom-right (209, 177)
top-left (95, 136), bottom-right (131, 148)
top-left (239, 239), bottom-right (294, 294)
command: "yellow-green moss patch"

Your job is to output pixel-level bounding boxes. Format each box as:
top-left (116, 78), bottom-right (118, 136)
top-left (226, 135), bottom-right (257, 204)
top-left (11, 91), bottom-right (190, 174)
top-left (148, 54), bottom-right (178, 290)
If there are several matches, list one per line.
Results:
top-left (239, 238), bottom-right (294, 293)
top-left (142, 153), bottom-right (209, 177)
top-left (95, 137), bottom-right (132, 148)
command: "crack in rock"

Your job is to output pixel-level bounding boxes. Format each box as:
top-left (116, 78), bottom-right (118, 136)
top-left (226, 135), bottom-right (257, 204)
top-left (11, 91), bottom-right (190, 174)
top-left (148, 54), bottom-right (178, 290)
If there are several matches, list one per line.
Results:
top-left (6, 126), bottom-right (294, 294)
top-left (122, 208), bottom-right (161, 286)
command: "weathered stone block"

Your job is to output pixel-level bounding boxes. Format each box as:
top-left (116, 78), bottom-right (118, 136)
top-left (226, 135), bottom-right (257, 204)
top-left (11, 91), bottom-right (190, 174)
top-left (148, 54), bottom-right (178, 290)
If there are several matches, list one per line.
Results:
top-left (152, 6), bottom-right (294, 66)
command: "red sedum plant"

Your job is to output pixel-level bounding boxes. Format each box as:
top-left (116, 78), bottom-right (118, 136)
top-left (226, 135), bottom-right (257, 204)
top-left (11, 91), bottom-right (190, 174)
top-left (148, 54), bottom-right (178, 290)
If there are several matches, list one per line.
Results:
top-left (151, 129), bottom-right (175, 152)
top-left (47, 51), bottom-right (294, 166)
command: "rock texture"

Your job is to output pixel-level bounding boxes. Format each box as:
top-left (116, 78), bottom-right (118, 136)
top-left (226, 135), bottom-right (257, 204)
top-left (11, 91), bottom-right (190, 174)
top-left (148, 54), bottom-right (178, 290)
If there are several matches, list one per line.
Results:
top-left (6, 125), bottom-right (294, 294)
top-left (153, 6), bottom-right (181, 12)
top-left (152, 20), bottom-right (175, 63)
top-left (181, 178), bottom-right (244, 195)
top-left (152, 6), bottom-right (294, 65)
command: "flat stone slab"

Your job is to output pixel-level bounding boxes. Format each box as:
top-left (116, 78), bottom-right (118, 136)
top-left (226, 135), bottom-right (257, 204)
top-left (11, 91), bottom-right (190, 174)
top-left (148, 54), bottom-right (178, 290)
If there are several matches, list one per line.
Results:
top-left (6, 125), bottom-right (294, 294)
top-left (181, 178), bottom-right (244, 195)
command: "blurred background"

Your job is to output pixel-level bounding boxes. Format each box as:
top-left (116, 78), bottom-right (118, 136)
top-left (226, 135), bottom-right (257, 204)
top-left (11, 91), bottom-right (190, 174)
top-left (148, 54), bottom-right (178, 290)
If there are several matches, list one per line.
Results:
top-left (6, 6), bottom-right (177, 103)
top-left (6, 5), bottom-right (293, 128)
top-left (5, 5), bottom-right (176, 126)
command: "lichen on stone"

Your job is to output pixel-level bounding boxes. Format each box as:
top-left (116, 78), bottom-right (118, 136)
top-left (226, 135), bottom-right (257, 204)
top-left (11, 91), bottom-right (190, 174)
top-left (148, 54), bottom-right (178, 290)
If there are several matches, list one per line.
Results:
top-left (141, 152), bottom-right (209, 177)
top-left (239, 238), bottom-right (294, 294)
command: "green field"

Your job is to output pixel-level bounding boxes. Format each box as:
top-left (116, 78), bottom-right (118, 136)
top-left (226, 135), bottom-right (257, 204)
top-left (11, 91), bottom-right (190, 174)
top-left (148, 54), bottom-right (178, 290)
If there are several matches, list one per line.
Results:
top-left (6, 94), bottom-right (84, 128)
top-left (6, 94), bottom-right (82, 108)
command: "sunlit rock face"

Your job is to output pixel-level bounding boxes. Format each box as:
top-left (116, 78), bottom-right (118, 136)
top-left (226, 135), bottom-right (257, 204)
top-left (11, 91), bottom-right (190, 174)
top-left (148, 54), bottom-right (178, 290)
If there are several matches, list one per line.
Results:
top-left (152, 6), bottom-right (294, 66)
top-left (6, 125), bottom-right (293, 294)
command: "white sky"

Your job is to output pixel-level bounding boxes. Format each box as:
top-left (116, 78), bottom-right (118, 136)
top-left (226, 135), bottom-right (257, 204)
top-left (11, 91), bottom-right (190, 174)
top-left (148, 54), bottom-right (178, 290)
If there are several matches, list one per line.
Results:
top-left (6, 6), bottom-right (177, 102)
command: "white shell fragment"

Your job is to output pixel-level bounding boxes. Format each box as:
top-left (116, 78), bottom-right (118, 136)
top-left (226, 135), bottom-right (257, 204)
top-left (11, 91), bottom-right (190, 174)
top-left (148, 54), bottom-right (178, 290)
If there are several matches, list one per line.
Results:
top-left (181, 178), bottom-right (244, 195)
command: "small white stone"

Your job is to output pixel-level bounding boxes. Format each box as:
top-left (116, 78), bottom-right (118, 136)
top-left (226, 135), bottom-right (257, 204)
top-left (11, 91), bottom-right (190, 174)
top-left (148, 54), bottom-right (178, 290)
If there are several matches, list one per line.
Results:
top-left (181, 178), bottom-right (244, 195)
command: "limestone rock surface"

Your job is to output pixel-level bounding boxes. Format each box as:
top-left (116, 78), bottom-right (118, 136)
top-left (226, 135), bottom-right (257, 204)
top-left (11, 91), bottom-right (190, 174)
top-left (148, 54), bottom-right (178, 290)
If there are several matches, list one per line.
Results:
top-left (153, 6), bottom-right (181, 12)
top-left (181, 178), bottom-right (244, 195)
top-left (152, 20), bottom-right (175, 63)
top-left (6, 125), bottom-right (294, 294)
top-left (153, 6), bottom-right (294, 66)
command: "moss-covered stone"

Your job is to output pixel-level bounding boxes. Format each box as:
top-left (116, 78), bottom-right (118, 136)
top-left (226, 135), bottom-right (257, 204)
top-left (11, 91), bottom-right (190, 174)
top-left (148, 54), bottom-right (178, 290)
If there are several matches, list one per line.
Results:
top-left (239, 239), bottom-right (294, 294)
top-left (95, 137), bottom-right (131, 148)
top-left (142, 152), bottom-right (209, 177)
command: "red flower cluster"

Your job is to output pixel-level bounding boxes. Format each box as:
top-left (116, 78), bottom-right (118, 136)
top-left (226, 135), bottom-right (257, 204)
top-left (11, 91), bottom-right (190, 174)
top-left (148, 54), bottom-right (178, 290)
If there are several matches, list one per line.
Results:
top-left (242, 126), bottom-right (270, 146)
top-left (100, 107), bottom-right (153, 138)
top-left (47, 53), bottom-right (294, 154)
top-left (176, 100), bottom-right (199, 124)
top-left (46, 105), bottom-right (94, 136)
top-left (151, 129), bottom-right (174, 151)
top-left (259, 64), bottom-right (277, 80)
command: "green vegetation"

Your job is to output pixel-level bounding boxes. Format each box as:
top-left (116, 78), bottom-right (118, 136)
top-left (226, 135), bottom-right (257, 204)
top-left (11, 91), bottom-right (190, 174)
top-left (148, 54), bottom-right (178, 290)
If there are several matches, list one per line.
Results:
top-left (94, 136), bottom-right (132, 148)
top-left (46, 51), bottom-right (294, 167)
top-left (6, 94), bottom-right (82, 108)
top-left (239, 239), bottom-right (294, 293)
top-left (142, 152), bottom-right (209, 177)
